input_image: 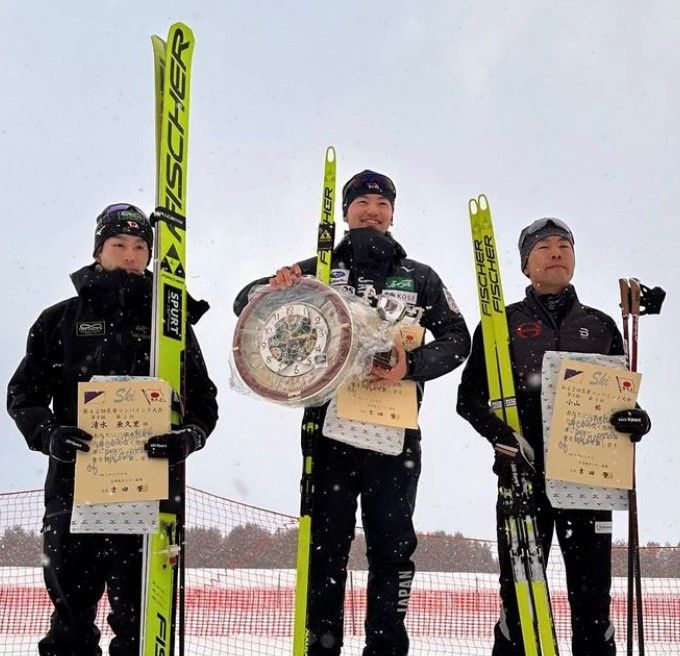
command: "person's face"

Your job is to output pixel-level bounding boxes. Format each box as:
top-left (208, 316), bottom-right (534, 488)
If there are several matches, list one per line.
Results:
top-left (345, 194), bottom-right (393, 233)
top-left (96, 234), bottom-right (149, 275)
top-left (523, 234), bottom-right (575, 294)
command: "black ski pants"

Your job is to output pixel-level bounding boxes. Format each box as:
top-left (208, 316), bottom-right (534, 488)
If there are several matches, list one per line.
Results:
top-left (39, 508), bottom-right (143, 656)
top-left (307, 431), bottom-right (421, 656)
top-left (492, 481), bottom-right (616, 656)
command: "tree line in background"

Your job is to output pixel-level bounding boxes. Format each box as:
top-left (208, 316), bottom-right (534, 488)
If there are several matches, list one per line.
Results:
top-left (1, 524), bottom-right (679, 577)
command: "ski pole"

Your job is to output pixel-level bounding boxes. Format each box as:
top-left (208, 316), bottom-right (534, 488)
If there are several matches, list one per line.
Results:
top-left (618, 278), bottom-right (665, 656)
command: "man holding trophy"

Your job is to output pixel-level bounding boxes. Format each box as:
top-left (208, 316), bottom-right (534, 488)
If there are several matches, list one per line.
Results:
top-left (233, 170), bottom-right (470, 656)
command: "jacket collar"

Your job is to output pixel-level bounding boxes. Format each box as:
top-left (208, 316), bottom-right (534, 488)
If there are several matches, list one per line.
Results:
top-left (70, 264), bottom-right (208, 325)
top-left (524, 284), bottom-right (578, 326)
top-left (71, 263), bottom-right (152, 298)
top-left (335, 229), bottom-right (407, 266)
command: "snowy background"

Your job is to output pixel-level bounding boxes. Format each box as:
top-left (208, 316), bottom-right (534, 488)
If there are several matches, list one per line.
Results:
top-left (1, 2), bottom-right (678, 543)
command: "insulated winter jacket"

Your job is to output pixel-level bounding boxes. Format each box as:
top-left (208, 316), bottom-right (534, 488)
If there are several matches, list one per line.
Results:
top-left (7, 264), bottom-right (218, 505)
top-left (456, 284), bottom-right (623, 473)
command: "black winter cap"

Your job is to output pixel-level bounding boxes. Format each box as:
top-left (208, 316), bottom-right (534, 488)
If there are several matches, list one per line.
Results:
top-left (93, 204), bottom-right (153, 260)
top-left (342, 170), bottom-right (396, 216)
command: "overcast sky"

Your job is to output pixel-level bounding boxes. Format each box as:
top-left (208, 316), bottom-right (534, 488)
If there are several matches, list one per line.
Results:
top-left (2, 2), bottom-right (679, 543)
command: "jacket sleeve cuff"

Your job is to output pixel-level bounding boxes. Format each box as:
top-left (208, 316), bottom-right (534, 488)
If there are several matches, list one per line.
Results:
top-left (39, 419), bottom-right (59, 456)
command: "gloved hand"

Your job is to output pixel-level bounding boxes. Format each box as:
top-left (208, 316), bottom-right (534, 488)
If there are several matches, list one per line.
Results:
top-left (45, 425), bottom-right (92, 463)
top-left (144, 425), bottom-right (206, 462)
top-left (610, 408), bottom-right (651, 443)
top-left (494, 432), bottom-right (535, 472)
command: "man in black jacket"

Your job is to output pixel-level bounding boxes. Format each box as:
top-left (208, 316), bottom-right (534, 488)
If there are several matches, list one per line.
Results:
top-left (234, 170), bottom-right (470, 656)
top-left (457, 218), bottom-right (651, 656)
top-left (7, 203), bottom-right (218, 656)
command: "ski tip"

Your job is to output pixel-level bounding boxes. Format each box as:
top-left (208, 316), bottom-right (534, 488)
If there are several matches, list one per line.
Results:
top-left (468, 194), bottom-right (490, 217)
top-left (168, 21), bottom-right (195, 41)
top-left (325, 146), bottom-right (336, 163)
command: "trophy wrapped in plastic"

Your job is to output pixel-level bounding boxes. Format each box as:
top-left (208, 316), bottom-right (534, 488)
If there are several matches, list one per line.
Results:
top-left (230, 277), bottom-right (397, 407)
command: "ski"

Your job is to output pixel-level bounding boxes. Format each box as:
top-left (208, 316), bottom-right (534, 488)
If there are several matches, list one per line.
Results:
top-left (292, 146), bottom-right (336, 656)
top-left (469, 194), bottom-right (559, 656)
top-left (619, 278), bottom-right (665, 656)
top-left (140, 22), bottom-right (195, 656)
top-left (315, 147), bottom-right (337, 287)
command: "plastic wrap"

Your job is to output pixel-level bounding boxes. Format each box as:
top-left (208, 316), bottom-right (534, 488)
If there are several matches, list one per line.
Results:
top-left (230, 277), bottom-right (398, 407)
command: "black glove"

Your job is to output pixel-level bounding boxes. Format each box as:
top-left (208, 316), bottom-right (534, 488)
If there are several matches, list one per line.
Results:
top-left (611, 408), bottom-right (651, 443)
top-left (493, 431), bottom-right (535, 473)
top-left (45, 425), bottom-right (92, 463)
top-left (144, 425), bottom-right (206, 462)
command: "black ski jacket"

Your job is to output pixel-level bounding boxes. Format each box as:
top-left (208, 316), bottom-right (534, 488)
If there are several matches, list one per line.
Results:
top-left (234, 229), bottom-right (471, 426)
top-left (7, 264), bottom-right (218, 504)
top-left (456, 285), bottom-right (624, 473)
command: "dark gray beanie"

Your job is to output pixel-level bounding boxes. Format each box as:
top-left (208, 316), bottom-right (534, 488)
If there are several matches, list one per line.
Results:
top-left (518, 218), bottom-right (574, 271)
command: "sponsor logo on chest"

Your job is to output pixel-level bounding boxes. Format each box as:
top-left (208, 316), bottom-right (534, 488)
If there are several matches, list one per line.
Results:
top-left (329, 269), bottom-right (357, 297)
top-left (330, 268), bottom-right (350, 286)
top-left (382, 289), bottom-right (418, 305)
top-left (385, 276), bottom-right (415, 292)
top-left (516, 321), bottom-right (542, 339)
top-left (356, 275), bottom-right (376, 299)
top-left (76, 320), bottom-right (105, 337)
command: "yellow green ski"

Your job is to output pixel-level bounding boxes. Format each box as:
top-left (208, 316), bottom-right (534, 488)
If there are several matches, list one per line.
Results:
top-left (292, 146), bottom-right (336, 656)
top-left (469, 194), bottom-right (559, 656)
top-left (140, 22), bottom-right (195, 656)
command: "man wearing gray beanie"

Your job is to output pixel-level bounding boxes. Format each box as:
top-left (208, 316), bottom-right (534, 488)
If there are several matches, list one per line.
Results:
top-left (457, 216), bottom-right (652, 656)
top-left (518, 217), bottom-right (574, 276)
